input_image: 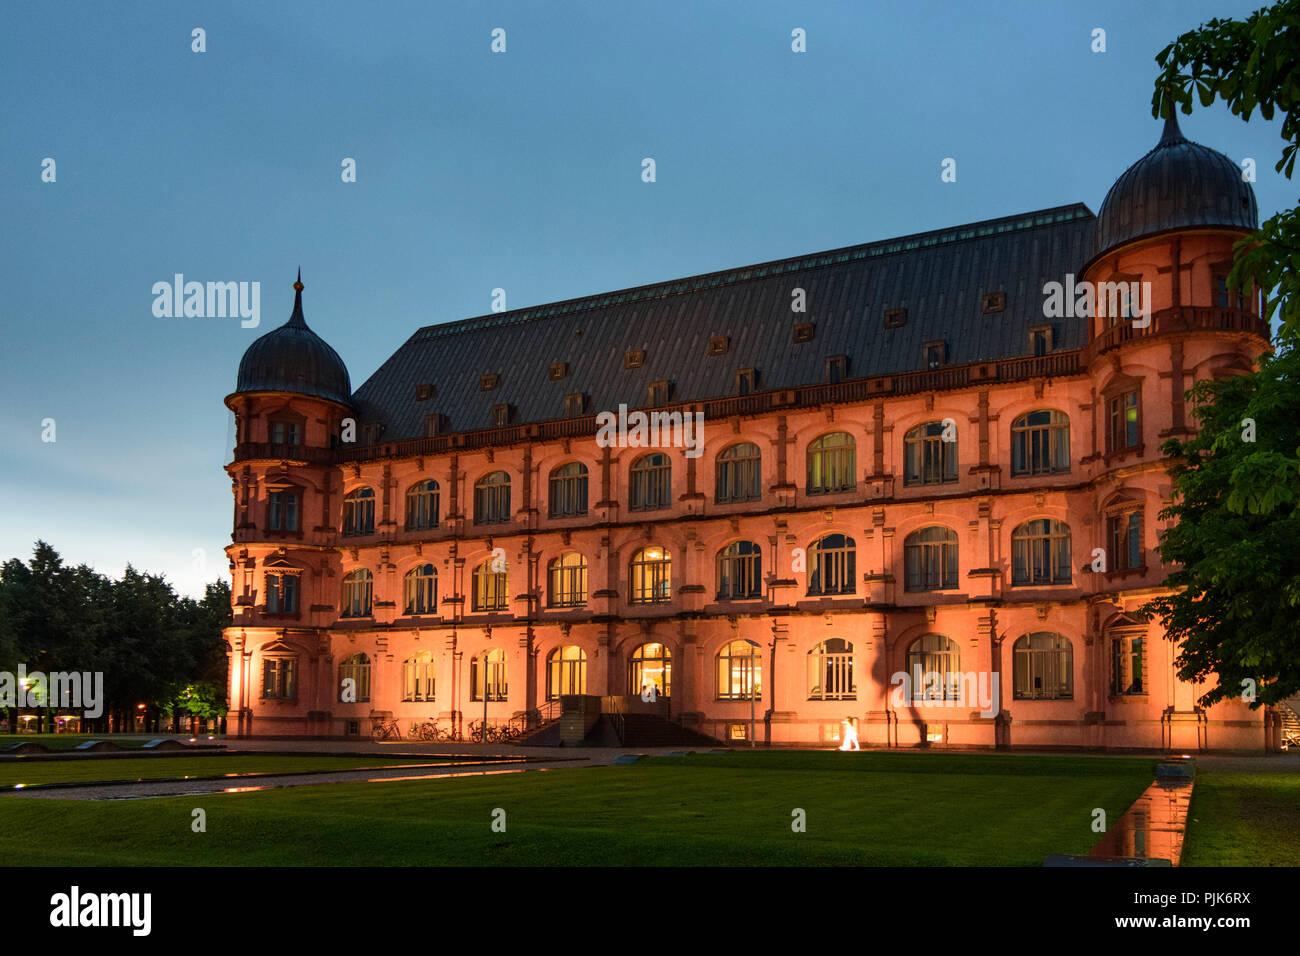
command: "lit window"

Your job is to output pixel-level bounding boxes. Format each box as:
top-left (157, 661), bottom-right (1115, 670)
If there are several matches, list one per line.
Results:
top-left (338, 653), bottom-right (371, 703)
top-left (546, 646), bottom-right (587, 700)
top-left (1107, 392), bottom-right (1140, 452)
top-left (716, 640), bottom-right (762, 700)
top-left (402, 652), bottom-right (435, 702)
top-left (808, 638), bottom-right (855, 701)
top-left (629, 547), bottom-right (672, 604)
top-left (906, 635), bottom-right (961, 702)
top-left (471, 648), bottom-right (508, 701)
top-left (547, 552), bottom-right (588, 608)
top-left (472, 559), bottom-right (508, 612)
top-left (629, 643), bottom-right (671, 698)
top-left (807, 432), bottom-right (855, 495)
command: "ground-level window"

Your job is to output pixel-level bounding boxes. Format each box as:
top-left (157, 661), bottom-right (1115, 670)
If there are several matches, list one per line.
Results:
top-left (1012, 632), bottom-right (1073, 700)
top-left (471, 648), bottom-right (508, 701)
top-left (905, 634), bottom-right (961, 702)
top-left (402, 651), bottom-right (435, 702)
top-left (262, 657), bottom-right (296, 699)
top-left (808, 638), bottom-right (855, 700)
top-left (1110, 630), bottom-right (1145, 696)
top-left (338, 653), bottom-right (371, 703)
top-left (546, 646), bottom-right (587, 700)
top-left (716, 640), bottom-right (762, 701)
top-left (630, 643), bottom-right (671, 698)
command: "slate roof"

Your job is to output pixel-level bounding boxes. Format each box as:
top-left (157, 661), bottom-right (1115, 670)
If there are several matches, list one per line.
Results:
top-left (237, 275), bottom-right (353, 407)
top-left (1094, 112), bottom-right (1258, 261)
top-left (352, 204), bottom-right (1097, 441)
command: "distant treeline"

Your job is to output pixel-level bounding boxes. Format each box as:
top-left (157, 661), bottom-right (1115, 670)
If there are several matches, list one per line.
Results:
top-left (0, 541), bottom-right (230, 733)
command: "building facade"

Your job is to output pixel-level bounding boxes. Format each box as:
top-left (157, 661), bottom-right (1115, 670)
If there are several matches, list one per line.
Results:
top-left (223, 115), bottom-right (1281, 750)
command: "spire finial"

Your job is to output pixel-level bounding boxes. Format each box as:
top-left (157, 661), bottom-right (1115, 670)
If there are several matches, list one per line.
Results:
top-left (1158, 96), bottom-right (1186, 146)
top-left (288, 268), bottom-right (306, 327)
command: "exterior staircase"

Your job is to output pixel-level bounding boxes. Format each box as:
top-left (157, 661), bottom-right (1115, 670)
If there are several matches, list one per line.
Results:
top-left (1280, 696), bottom-right (1300, 750)
top-left (597, 713), bottom-right (726, 748)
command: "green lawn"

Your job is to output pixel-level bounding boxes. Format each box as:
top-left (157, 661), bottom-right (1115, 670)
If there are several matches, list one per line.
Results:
top-left (0, 754), bottom-right (463, 788)
top-left (0, 751), bottom-right (1157, 866)
top-left (1182, 766), bottom-right (1300, 866)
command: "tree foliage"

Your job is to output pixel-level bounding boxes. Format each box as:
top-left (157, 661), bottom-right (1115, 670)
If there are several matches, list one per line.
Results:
top-left (1144, 2), bottom-right (1300, 706)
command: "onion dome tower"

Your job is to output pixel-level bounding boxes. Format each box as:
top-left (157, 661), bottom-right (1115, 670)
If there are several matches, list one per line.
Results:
top-left (1092, 110), bottom-right (1258, 263)
top-left (235, 269), bottom-right (352, 406)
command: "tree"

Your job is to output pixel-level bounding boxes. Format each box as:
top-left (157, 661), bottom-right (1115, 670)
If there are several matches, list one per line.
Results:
top-left (1143, 2), bottom-right (1300, 706)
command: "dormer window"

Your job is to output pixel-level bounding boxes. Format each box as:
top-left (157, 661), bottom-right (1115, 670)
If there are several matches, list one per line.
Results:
top-left (564, 393), bottom-right (586, 417)
top-left (1029, 327), bottom-right (1053, 356)
top-left (414, 384), bottom-right (436, 401)
top-left (981, 291), bottom-right (1006, 314)
top-left (491, 404), bottom-right (512, 427)
top-left (923, 341), bottom-right (946, 369)
top-left (549, 362), bottom-right (569, 381)
top-left (735, 368), bottom-right (756, 395)
top-left (625, 349), bottom-right (646, 369)
top-left (648, 381), bottom-right (671, 405)
top-left (708, 336), bottom-right (730, 356)
top-left (480, 373), bottom-right (500, 391)
top-left (883, 308), bottom-right (907, 329)
top-left (824, 355), bottom-right (847, 384)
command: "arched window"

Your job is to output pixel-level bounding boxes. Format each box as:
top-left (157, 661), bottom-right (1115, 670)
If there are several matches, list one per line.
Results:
top-left (472, 558), bottom-right (509, 612)
top-left (716, 640), bottom-right (762, 700)
top-left (546, 645), bottom-right (587, 700)
top-left (906, 635), bottom-right (960, 702)
top-left (1013, 633), bottom-right (1073, 700)
top-left (716, 442), bottom-right (761, 503)
top-left (808, 638), bottom-right (855, 700)
top-left (1011, 519), bottom-right (1072, 585)
top-left (405, 479), bottom-right (440, 530)
top-left (630, 453), bottom-right (672, 511)
top-left (403, 563), bottom-right (438, 615)
top-left (807, 432), bottom-right (856, 495)
top-left (903, 422), bottom-right (958, 485)
top-left (1011, 410), bottom-right (1070, 476)
top-left (808, 534), bottom-right (855, 596)
top-left (474, 471), bottom-right (512, 525)
top-left (629, 546), bottom-right (672, 604)
top-left (630, 643), bottom-right (672, 698)
top-left (716, 541), bottom-right (762, 600)
top-left (471, 648), bottom-right (508, 701)
top-left (402, 651), bottom-right (435, 702)
top-left (547, 552), bottom-right (588, 608)
top-left (549, 462), bottom-right (589, 518)
top-left (903, 526), bottom-right (959, 591)
top-left (338, 652), bottom-right (370, 702)
top-left (342, 487), bottom-right (375, 536)
top-left (340, 569), bottom-right (372, 618)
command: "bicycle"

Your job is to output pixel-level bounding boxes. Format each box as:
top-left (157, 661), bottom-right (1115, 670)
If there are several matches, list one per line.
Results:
top-left (372, 718), bottom-right (402, 741)
top-left (410, 721), bottom-right (438, 741)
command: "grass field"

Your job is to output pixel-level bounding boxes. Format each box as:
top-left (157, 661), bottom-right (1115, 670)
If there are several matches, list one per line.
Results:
top-left (0, 753), bottom-right (463, 788)
top-left (0, 751), bottom-right (1158, 866)
top-left (1182, 766), bottom-right (1300, 867)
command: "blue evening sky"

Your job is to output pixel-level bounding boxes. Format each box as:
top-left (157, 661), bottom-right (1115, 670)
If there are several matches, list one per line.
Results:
top-left (0, 0), bottom-right (1288, 596)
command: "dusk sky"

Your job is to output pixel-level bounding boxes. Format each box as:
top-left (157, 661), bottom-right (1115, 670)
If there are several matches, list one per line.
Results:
top-left (1, 0), bottom-right (1288, 597)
